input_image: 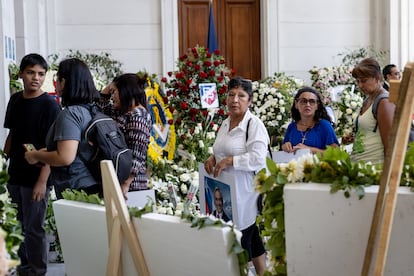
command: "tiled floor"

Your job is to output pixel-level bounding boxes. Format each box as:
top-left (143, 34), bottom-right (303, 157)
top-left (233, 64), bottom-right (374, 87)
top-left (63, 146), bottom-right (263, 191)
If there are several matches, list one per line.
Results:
top-left (46, 263), bottom-right (66, 276)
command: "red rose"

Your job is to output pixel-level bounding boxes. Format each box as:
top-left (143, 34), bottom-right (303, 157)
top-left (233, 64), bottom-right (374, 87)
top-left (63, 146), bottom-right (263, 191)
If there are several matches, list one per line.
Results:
top-left (186, 79), bottom-right (192, 85)
top-left (199, 71), bottom-right (208, 78)
top-left (168, 119), bottom-right (174, 125)
top-left (186, 61), bottom-right (193, 67)
top-left (206, 52), bottom-right (212, 58)
top-left (181, 102), bottom-right (188, 110)
top-left (179, 55), bottom-right (187, 61)
top-left (202, 110), bottom-right (208, 116)
top-left (161, 77), bottom-right (167, 83)
top-left (169, 106), bottom-right (174, 112)
top-left (194, 53), bottom-right (199, 59)
top-left (176, 118), bottom-right (182, 125)
top-left (189, 108), bottom-right (198, 116)
top-left (191, 47), bottom-right (197, 54)
top-left (209, 70), bottom-right (216, 76)
top-left (218, 109), bottom-right (225, 115)
top-left (213, 60), bottom-right (220, 67)
top-left (194, 64), bottom-right (201, 71)
top-left (217, 76), bottom-right (224, 82)
top-left (214, 50), bottom-right (220, 55)
top-left (219, 87), bottom-right (226, 95)
top-left (168, 71), bottom-right (173, 77)
top-left (163, 97), bottom-right (169, 104)
top-left (231, 68), bottom-right (236, 75)
top-left (204, 61), bottom-right (212, 67)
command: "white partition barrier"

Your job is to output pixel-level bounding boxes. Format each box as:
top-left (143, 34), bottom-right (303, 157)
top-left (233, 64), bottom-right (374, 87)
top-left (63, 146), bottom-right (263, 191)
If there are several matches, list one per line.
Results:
top-left (284, 183), bottom-right (414, 276)
top-left (53, 199), bottom-right (240, 276)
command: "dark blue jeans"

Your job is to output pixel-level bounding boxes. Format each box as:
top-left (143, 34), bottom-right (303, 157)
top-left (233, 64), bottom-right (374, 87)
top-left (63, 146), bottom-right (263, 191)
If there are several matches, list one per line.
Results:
top-left (7, 184), bottom-right (50, 276)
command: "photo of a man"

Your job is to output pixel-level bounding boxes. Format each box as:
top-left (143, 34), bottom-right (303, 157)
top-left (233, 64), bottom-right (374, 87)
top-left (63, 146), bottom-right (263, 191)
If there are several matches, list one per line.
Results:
top-left (212, 187), bottom-right (230, 222)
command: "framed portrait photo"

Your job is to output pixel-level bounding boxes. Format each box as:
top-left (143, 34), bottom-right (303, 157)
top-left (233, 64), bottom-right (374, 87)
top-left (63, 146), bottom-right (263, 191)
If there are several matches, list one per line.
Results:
top-left (199, 83), bottom-right (219, 109)
top-left (198, 163), bottom-right (239, 228)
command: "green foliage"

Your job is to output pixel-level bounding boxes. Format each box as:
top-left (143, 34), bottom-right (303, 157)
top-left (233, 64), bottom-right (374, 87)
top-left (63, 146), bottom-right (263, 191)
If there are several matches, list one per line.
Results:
top-left (0, 155), bottom-right (22, 262)
top-left (8, 63), bottom-right (23, 94)
top-left (48, 50), bottom-right (123, 89)
top-left (306, 147), bottom-right (380, 199)
top-left (337, 46), bottom-right (388, 67)
top-left (61, 189), bottom-right (104, 205)
top-left (256, 158), bottom-right (288, 275)
top-left (402, 142), bottom-right (414, 189)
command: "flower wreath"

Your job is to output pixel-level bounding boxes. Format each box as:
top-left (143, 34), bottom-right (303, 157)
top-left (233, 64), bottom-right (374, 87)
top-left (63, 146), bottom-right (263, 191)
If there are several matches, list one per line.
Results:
top-left (146, 80), bottom-right (176, 162)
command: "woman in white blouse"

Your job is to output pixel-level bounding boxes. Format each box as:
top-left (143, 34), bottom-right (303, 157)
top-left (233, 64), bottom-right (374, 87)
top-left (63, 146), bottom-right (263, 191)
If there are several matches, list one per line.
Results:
top-left (204, 76), bottom-right (269, 275)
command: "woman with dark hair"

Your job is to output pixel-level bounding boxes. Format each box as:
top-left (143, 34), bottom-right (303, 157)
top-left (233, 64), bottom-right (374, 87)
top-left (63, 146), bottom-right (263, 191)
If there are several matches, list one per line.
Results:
top-left (204, 76), bottom-right (269, 275)
top-left (100, 73), bottom-right (152, 198)
top-left (25, 58), bottom-right (101, 198)
top-left (349, 57), bottom-right (395, 164)
top-left (281, 86), bottom-right (339, 154)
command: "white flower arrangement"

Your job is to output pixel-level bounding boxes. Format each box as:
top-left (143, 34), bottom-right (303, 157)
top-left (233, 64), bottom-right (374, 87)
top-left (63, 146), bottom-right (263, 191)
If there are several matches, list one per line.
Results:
top-left (309, 66), bottom-right (355, 105)
top-left (251, 72), bottom-right (304, 147)
top-left (309, 66), bottom-right (365, 139)
top-left (335, 86), bottom-right (364, 137)
top-left (149, 159), bottom-right (200, 217)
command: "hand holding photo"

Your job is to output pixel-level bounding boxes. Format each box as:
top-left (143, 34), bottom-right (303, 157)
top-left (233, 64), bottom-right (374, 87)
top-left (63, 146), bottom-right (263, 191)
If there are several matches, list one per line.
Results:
top-left (198, 163), bottom-right (239, 227)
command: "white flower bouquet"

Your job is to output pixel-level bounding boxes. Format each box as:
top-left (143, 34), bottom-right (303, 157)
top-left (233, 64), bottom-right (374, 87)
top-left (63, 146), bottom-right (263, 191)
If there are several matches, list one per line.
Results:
top-left (251, 72), bottom-right (304, 147)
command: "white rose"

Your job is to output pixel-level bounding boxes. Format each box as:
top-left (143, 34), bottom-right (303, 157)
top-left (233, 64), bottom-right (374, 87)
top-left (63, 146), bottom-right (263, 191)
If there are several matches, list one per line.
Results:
top-left (180, 183), bottom-right (188, 194)
top-left (212, 124), bottom-right (218, 131)
top-left (199, 140), bottom-right (205, 148)
top-left (176, 202), bottom-right (184, 211)
top-left (208, 147), bottom-right (214, 154)
top-left (158, 207), bottom-right (167, 214)
top-left (180, 173), bottom-right (191, 183)
top-left (276, 115), bottom-right (282, 121)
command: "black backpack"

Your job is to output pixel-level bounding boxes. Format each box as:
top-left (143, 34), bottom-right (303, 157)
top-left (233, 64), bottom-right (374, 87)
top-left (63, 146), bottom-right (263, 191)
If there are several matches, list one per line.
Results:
top-left (79, 105), bottom-right (133, 183)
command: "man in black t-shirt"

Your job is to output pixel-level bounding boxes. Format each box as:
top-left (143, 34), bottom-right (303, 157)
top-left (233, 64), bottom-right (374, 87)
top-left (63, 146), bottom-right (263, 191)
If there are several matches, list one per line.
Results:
top-left (3, 53), bottom-right (61, 276)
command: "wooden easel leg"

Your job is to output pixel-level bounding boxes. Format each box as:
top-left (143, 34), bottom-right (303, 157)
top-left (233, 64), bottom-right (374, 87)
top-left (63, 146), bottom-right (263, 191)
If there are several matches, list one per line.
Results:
top-left (106, 217), bottom-right (122, 276)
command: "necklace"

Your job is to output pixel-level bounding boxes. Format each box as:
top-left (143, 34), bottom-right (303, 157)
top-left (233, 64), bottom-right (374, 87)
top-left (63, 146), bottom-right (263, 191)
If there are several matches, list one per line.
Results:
top-left (300, 129), bottom-right (309, 144)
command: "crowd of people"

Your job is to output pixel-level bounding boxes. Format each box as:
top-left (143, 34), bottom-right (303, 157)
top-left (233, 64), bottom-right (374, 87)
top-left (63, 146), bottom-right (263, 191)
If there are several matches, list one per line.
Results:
top-left (2, 52), bottom-right (403, 275)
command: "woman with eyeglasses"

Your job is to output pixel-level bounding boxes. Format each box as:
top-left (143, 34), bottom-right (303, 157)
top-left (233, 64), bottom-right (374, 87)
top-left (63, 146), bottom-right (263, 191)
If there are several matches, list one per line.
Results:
top-left (281, 86), bottom-right (339, 154)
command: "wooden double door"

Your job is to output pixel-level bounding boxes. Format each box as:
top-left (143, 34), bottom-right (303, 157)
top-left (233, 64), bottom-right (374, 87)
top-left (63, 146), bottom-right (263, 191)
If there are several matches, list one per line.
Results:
top-left (178, 0), bottom-right (261, 81)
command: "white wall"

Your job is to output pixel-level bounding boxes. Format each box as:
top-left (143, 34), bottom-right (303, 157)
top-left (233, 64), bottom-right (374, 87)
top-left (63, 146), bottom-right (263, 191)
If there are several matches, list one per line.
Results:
top-left (269, 0), bottom-right (387, 82)
top-left (52, 0), bottom-right (162, 76)
top-left (49, 0), bottom-right (388, 83)
top-left (0, 0), bottom-right (16, 148)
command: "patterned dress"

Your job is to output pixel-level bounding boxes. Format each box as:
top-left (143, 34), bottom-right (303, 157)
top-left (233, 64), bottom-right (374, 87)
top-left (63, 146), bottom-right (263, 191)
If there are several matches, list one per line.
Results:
top-left (100, 97), bottom-right (152, 190)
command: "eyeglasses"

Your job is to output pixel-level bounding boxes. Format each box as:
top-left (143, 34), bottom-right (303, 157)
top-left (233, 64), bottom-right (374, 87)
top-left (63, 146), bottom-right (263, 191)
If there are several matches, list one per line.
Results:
top-left (297, 98), bottom-right (317, 106)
